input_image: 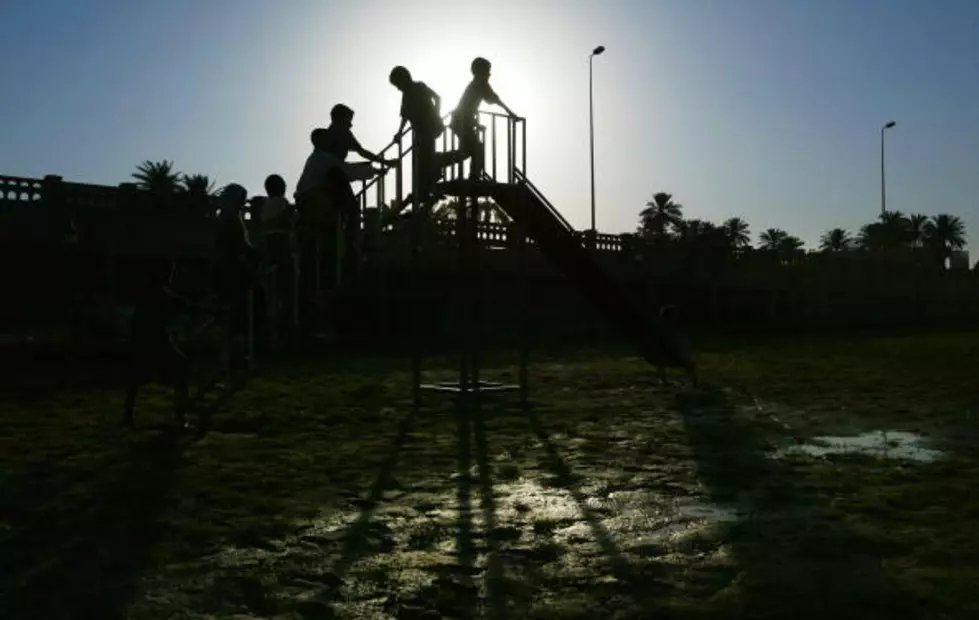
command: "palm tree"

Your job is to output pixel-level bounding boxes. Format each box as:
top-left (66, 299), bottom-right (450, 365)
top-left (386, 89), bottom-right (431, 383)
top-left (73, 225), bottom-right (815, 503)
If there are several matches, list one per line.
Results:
top-left (673, 219), bottom-right (732, 263)
top-left (182, 173), bottom-right (217, 196)
top-left (758, 228), bottom-right (789, 251)
top-left (638, 192), bottom-right (683, 239)
top-left (777, 235), bottom-right (805, 257)
top-left (923, 213), bottom-right (967, 267)
top-left (877, 210), bottom-right (910, 248)
top-left (675, 218), bottom-right (714, 240)
top-left (906, 213), bottom-right (929, 248)
top-left (819, 228), bottom-right (853, 252)
top-left (722, 217), bottom-right (751, 251)
top-left (132, 160), bottom-right (181, 193)
top-left (857, 222), bottom-right (888, 251)
top-left (758, 228), bottom-right (804, 262)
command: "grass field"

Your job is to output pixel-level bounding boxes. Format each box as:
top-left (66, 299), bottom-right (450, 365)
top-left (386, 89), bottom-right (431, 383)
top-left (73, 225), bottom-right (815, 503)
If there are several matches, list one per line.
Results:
top-left (1, 330), bottom-right (977, 619)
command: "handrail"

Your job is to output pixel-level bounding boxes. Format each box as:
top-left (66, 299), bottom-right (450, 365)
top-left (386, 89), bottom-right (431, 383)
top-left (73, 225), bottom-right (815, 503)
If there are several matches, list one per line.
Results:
top-left (354, 109), bottom-right (526, 207)
top-left (513, 169), bottom-right (575, 233)
top-left (354, 112), bottom-right (452, 200)
top-left (478, 110), bottom-right (526, 121)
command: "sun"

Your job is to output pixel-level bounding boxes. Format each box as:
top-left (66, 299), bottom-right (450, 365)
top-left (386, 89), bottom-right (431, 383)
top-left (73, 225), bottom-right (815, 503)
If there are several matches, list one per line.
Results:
top-left (411, 52), bottom-right (472, 120)
top-left (407, 46), bottom-right (533, 175)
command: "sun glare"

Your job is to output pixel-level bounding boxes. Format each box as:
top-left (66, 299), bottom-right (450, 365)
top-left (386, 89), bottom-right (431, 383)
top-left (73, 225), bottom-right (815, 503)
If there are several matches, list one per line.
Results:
top-left (413, 53), bottom-right (472, 118)
top-left (411, 46), bottom-right (531, 121)
top-left (392, 42), bottom-right (538, 185)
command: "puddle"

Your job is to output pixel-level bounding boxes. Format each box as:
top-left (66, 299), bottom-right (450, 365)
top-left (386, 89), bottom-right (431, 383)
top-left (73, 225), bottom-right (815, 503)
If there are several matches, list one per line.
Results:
top-left (777, 430), bottom-right (943, 463)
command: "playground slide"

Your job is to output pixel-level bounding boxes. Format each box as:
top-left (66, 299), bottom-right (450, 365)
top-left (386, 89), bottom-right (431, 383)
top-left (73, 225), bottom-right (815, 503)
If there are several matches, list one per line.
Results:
top-left (479, 174), bottom-right (695, 375)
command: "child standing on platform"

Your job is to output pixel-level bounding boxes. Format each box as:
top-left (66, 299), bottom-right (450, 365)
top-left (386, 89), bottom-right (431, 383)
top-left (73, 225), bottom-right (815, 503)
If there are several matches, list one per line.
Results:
top-left (447, 57), bottom-right (518, 181)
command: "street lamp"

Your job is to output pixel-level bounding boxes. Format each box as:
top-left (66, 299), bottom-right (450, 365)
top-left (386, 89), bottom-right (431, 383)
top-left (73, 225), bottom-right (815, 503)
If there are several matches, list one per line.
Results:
top-left (589, 45), bottom-right (605, 234)
top-left (881, 120), bottom-right (896, 216)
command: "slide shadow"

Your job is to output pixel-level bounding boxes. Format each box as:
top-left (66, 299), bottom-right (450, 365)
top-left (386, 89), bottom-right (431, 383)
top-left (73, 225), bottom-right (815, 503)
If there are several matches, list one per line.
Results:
top-left (676, 385), bottom-right (925, 619)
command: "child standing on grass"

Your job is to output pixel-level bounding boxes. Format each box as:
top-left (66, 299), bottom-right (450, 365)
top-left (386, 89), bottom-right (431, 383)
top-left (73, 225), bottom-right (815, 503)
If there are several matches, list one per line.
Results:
top-left (447, 57), bottom-right (518, 181)
top-left (122, 258), bottom-right (208, 430)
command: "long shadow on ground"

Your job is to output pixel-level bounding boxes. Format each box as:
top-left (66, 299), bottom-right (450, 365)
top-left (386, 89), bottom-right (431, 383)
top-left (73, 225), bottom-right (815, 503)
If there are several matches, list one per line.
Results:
top-left (331, 404), bottom-right (417, 581)
top-left (676, 385), bottom-right (926, 620)
top-left (522, 403), bottom-right (671, 614)
top-left (385, 397), bottom-right (508, 619)
top-left (522, 405), bottom-right (633, 576)
top-left (0, 362), bottom-right (252, 620)
top-left (0, 430), bottom-right (184, 620)
top-left (471, 400), bottom-right (507, 620)
top-left (452, 399), bottom-right (479, 618)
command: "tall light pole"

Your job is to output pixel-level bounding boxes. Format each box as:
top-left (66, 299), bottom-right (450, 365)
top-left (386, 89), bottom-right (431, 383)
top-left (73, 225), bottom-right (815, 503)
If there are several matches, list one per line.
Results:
top-left (589, 45), bottom-right (605, 234)
top-left (880, 120), bottom-right (896, 216)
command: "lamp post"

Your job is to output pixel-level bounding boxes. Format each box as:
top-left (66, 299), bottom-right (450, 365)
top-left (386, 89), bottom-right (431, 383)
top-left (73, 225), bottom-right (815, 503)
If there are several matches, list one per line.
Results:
top-left (589, 45), bottom-right (605, 235)
top-left (880, 120), bottom-right (896, 216)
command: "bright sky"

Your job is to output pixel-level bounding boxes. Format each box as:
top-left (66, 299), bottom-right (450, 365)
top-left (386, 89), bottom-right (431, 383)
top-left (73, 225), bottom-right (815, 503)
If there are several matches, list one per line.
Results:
top-left (2, 0), bottom-right (978, 252)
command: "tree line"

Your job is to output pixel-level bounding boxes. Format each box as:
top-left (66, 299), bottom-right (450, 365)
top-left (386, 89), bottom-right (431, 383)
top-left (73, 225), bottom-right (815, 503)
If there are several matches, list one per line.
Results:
top-left (131, 160), bottom-right (216, 196)
top-left (637, 191), bottom-right (967, 267)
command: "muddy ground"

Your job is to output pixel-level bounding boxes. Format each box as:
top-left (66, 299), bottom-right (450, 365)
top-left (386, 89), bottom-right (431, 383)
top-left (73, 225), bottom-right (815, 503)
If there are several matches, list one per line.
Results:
top-left (2, 332), bottom-right (978, 619)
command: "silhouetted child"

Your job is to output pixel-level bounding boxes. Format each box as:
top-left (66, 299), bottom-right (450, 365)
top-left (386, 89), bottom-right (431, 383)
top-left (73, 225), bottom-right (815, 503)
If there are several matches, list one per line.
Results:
top-left (295, 107), bottom-right (393, 285)
top-left (389, 65), bottom-right (444, 209)
top-left (256, 175), bottom-right (295, 343)
top-left (260, 174), bottom-right (295, 267)
top-left (448, 57), bottom-right (517, 180)
top-left (298, 108), bottom-right (390, 225)
top-left (296, 104), bottom-right (393, 209)
top-left (123, 258), bottom-right (196, 429)
top-left (262, 174), bottom-right (291, 222)
top-left (214, 184), bottom-right (269, 364)
top-left (215, 183), bottom-right (259, 307)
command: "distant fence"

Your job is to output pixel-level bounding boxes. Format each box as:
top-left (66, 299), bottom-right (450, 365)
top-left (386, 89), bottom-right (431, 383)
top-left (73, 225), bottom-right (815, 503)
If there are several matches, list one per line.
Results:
top-left (3, 173), bottom-right (979, 342)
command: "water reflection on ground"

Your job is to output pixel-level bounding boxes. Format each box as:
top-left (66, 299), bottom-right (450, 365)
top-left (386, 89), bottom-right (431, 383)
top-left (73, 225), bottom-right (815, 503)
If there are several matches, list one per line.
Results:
top-left (776, 430), bottom-right (943, 463)
top-left (125, 394), bottom-right (951, 618)
top-left (129, 473), bottom-right (739, 619)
